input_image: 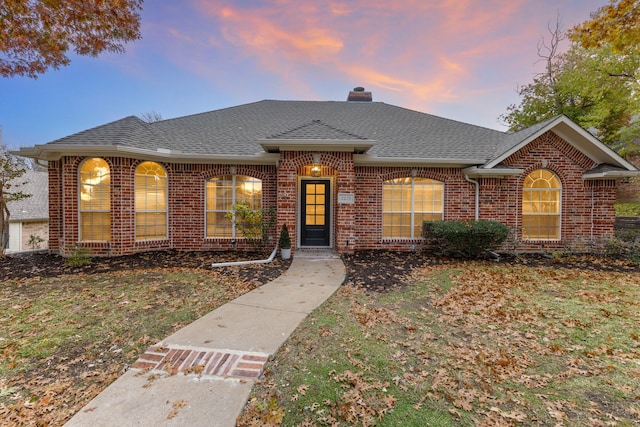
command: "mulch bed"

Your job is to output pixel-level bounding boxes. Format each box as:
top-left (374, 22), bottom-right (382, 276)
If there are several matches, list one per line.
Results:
top-left (1, 249), bottom-right (638, 292)
top-left (342, 250), bottom-right (639, 292)
top-left (0, 250), bottom-right (291, 286)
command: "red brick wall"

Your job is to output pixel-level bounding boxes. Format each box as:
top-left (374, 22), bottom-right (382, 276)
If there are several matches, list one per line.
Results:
top-left (51, 156), bottom-right (277, 256)
top-left (353, 167), bottom-right (474, 250)
top-left (351, 131), bottom-right (617, 252)
top-left (48, 130), bottom-right (619, 256)
top-left (497, 131), bottom-right (614, 251)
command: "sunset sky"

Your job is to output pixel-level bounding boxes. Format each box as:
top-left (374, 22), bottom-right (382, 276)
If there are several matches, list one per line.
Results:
top-left (1, 0), bottom-right (606, 150)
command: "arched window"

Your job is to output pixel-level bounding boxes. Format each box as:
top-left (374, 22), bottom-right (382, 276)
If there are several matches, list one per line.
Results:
top-left (206, 175), bottom-right (262, 238)
top-left (79, 158), bottom-right (110, 241)
top-left (135, 161), bottom-right (168, 240)
top-left (522, 169), bottom-right (561, 240)
top-left (383, 177), bottom-right (443, 238)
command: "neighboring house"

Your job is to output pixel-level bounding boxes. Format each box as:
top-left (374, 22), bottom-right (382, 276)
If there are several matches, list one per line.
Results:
top-left (6, 171), bottom-right (49, 252)
top-left (14, 88), bottom-right (639, 257)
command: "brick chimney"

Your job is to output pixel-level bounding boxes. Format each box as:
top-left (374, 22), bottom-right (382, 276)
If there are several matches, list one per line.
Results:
top-left (347, 87), bottom-right (372, 102)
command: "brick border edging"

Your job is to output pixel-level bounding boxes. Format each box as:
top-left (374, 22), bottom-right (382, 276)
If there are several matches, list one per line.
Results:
top-left (131, 344), bottom-right (269, 380)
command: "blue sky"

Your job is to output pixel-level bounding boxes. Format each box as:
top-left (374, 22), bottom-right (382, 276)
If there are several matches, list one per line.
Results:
top-left (0, 0), bottom-right (605, 150)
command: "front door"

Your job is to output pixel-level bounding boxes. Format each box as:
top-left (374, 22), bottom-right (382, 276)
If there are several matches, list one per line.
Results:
top-left (300, 180), bottom-right (330, 247)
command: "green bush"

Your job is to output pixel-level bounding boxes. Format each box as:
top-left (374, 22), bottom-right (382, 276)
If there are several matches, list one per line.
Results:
top-left (423, 220), bottom-right (509, 259)
top-left (65, 246), bottom-right (92, 267)
top-left (226, 202), bottom-right (276, 251)
top-left (614, 202), bottom-right (640, 216)
top-left (278, 223), bottom-right (291, 249)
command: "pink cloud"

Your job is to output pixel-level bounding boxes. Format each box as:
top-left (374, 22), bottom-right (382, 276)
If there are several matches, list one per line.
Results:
top-left (177, 0), bottom-right (602, 121)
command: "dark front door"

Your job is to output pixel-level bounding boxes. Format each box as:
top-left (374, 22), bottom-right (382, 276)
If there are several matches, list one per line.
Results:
top-left (300, 180), bottom-right (330, 247)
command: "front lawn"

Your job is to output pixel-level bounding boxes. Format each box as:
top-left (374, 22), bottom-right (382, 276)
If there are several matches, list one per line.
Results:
top-left (240, 257), bottom-right (640, 426)
top-left (0, 262), bottom-right (271, 425)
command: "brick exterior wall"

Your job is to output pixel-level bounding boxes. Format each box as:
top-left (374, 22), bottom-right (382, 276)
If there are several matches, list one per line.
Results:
top-left (21, 221), bottom-right (49, 251)
top-left (48, 131), bottom-right (619, 256)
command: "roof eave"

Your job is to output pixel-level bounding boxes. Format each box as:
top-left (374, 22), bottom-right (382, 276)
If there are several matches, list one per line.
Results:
top-left (9, 217), bottom-right (48, 223)
top-left (462, 166), bottom-right (525, 178)
top-left (354, 155), bottom-right (484, 168)
top-left (260, 139), bottom-right (375, 154)
top-left (583, 170), bottom-right (640, 180)
top-left (12, 145), bottom-right (280, 165)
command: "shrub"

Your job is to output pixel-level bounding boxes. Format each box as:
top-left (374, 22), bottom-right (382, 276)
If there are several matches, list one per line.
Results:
top-left (28, 234), bottom-right (44, 250)
top-left (65, 246), bottom-right (92, 267)
top-left (606, 229), bottom-right (640, 263)
top-left (226, 202), bottom-right (276, 251)
top-left (278, 224), bottom-right (291, 249)
top-left (423, 220), bottom-right (509, 259)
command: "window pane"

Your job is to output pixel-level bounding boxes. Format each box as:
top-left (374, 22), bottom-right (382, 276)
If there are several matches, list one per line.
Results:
top-left (522, 169), bottom-right (561, 241)
top-left (206, 175), bottom-right (262, 238)
top-left (135, 162), bottom-right (167, 240)
top-left (136, 212), bottom-right (167, 240)
top-left (206, 212), bottom-right (233, 238)
top-left (383, 177), bottom-right (443, 238)
top-left (79, 158), bottom-right (110, 241)
top-left (80, 212), bottom-right (111, 241)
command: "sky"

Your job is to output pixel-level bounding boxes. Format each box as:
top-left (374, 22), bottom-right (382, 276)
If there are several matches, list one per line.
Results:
top-left (0, 0), bottom-right (606, 150)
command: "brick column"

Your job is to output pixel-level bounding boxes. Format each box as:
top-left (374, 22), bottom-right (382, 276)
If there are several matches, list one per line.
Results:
top-left (335, 152), bottom-right (355, 254)
top-left (277, 153), bottom-right (298, 250)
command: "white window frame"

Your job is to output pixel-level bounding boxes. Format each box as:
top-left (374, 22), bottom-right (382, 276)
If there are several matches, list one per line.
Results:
top-left (78, 158), bottom-right (111, 242)
top-left (383, 177), bottom-right (444, 239)
top-left (522, 169), bottom-right (562, 241)
top-left (205, 175), bottom-right (262, 239)
top-left (135, 161), bottom-right (168, 241)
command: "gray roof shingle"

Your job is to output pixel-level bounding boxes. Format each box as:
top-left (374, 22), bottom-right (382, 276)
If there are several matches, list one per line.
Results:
top-left (44, 100), bottom-right (509, 162)
top-left (7, 171), bottom-right (48, 221)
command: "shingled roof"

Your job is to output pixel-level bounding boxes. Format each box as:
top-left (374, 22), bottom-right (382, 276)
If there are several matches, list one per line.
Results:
top-left (7, 171), bottom-right (48, 222)
top-left (15, 98), bottom-right (637, 173)
top-left (21, 100), bottom-right (504, 162)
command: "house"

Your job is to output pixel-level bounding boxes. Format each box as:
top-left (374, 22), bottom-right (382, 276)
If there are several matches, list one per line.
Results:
top-left (15, 88), bottom-right (639, 256)
top-left (6, 170), bottom-right (49, 252)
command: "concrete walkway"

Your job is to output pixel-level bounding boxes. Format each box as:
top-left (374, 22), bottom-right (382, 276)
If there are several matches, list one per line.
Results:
top-left (64, 252), bottom-right (346, 427)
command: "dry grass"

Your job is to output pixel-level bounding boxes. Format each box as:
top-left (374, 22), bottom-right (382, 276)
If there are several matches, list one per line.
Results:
top-left (240, 262), bottom-right (640, 426)
top-left (0, 267), bottom-right (257, 426)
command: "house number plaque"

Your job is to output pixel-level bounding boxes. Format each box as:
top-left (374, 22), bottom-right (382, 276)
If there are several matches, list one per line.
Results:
top-left (337, 192), bottom-right (355, 204)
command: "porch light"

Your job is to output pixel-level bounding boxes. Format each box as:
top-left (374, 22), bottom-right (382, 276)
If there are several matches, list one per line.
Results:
top-left (312, 153), bottom-right (321, 176)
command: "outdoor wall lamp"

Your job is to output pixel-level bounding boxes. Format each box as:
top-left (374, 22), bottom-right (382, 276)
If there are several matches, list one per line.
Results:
top-left (311, 153), bottom-right (321, 177)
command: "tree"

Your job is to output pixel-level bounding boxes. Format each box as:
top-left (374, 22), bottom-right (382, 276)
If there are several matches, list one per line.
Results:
top-left (1, 0), bottom-right (143, 78)
top-left (501, 16), bottom-right (640, 154)
top-left (139, 110), bottom-right (163, 123)
top-left (0, 144), bottom-right (30, 255)
top-left (569, 0), bottom-right (640, 54)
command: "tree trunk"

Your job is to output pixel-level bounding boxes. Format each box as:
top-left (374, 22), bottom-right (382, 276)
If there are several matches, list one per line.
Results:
top-left (0, 199), bottom-right (9, 255)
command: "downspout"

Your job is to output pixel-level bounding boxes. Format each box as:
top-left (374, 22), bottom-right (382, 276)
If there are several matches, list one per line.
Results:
top-left (465, 174), bottom-right (500, 261)
top-left (590, 184), bottom-right (595, 241)
top-left (211, 244), bottom-right (279, 267)
top-left (464, 174), bottom-right (480, 221)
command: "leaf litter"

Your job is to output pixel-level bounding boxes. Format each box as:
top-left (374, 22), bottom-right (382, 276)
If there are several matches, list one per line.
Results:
top-left (240, 250), bottom-right (640, 426)
top-left (0, 250), bottom-right (291, 426)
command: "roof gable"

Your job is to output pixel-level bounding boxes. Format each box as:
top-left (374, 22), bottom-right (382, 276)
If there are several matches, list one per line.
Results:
top-left (267, 120), bottom-right (368, 141)
top-left (483, 115), bottom-right (637, 172)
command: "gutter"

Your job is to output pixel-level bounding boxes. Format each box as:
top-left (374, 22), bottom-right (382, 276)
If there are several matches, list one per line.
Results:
top-left (464, 174), bottom-right (480, 221)
top-left (211, 245), bottom-right (278, 268)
